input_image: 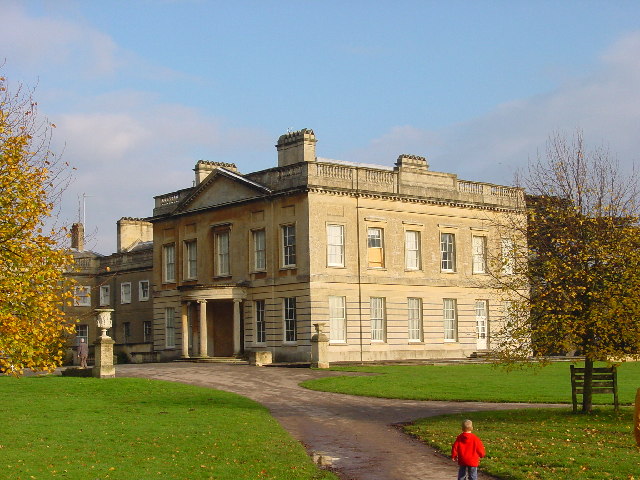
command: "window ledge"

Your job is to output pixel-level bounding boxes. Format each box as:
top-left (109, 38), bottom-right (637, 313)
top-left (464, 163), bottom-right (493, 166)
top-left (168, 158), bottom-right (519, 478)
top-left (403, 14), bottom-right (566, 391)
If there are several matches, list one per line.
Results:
top-left (329, 341), bottom-right (348, 345)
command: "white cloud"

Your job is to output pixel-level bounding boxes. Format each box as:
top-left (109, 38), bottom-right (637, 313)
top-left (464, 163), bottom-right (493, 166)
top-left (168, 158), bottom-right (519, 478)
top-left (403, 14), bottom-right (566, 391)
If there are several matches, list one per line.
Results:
top-left (52, 93), bottom-right (271, 253)
top-left (347, 31), bottom-right (640, 186)
top-left (1, 1), bottom-right (120, 77)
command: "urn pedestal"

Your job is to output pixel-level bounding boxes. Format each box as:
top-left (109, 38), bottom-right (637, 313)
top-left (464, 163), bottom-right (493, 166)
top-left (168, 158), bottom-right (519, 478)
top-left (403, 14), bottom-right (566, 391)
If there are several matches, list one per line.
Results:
top-left (93, 309), bottom-right (115, 379)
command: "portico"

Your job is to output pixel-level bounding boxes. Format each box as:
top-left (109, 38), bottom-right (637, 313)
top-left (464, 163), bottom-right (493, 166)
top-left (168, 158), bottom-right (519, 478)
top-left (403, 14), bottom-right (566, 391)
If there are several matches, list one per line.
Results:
top-left (178, 285), bottom-right (246, 359)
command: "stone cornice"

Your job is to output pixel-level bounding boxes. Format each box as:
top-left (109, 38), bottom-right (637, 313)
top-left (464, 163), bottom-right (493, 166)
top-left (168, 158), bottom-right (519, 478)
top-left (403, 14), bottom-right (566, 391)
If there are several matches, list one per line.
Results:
top-left (307, 186), bottom-right (524, 213)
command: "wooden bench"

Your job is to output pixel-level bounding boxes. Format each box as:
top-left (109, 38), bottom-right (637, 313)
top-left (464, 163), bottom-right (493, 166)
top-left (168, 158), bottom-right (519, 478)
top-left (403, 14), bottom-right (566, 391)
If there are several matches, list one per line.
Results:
top-left (570, 365), bottom-right (619, 412)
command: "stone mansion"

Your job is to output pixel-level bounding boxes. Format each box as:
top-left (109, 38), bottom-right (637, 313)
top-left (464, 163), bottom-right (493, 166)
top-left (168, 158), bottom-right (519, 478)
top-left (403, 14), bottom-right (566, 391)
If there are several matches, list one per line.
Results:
top-left (67, 128), bottom-right (524, 364)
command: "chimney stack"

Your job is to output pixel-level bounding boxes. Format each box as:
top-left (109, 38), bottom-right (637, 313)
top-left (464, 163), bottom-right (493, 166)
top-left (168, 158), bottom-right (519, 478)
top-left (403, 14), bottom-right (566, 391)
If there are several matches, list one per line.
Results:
top-left (276, 129), bottom-right (317, 167)
top-left (71, 223), bottom-right (84, 252)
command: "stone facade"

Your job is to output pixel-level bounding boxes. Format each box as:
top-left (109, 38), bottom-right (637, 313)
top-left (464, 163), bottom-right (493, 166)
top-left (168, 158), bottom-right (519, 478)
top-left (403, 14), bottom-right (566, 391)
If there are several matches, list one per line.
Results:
top-left (150, 129), bottom-right (525, 363)
top-left (65, 218), bottom-right (156, 364)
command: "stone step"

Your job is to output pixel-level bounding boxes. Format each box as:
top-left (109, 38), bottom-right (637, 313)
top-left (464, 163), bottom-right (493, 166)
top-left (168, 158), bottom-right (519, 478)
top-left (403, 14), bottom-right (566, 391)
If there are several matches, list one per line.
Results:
top-left (174, 356), bottom-right (249, 365)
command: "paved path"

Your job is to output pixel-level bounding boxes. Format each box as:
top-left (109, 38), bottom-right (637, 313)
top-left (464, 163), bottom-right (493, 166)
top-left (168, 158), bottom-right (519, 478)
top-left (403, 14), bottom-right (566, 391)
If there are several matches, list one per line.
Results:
top-left (117, 363), bottom-right (546, 480)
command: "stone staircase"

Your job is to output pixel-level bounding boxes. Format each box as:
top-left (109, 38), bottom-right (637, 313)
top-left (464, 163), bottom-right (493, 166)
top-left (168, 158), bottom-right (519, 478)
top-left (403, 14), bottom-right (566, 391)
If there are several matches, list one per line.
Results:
top-left (174, 356), bottom-right (249, 365)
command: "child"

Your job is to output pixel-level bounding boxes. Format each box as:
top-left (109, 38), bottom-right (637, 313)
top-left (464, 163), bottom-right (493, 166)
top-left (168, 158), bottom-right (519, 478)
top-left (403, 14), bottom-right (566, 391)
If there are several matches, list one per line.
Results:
top-left (451, 419), bottom-right (486, 480)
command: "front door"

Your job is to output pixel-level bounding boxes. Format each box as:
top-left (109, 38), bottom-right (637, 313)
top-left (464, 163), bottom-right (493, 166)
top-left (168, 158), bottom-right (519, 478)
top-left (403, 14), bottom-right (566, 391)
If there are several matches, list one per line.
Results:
top-left (209, 301), bottom-right (234, 357)
top-left (475, 300), bottom-right (488, 350)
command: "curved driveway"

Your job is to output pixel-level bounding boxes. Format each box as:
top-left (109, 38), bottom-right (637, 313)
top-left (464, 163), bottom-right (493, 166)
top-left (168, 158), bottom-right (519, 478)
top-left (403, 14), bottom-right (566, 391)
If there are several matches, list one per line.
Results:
top-left (117, 363), bottom-right (541, 480)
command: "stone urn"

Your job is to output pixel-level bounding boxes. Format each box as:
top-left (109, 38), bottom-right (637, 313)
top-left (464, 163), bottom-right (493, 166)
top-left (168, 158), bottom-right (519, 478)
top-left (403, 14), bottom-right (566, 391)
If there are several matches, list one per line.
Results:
top-left (95, 308), bottom-right (114, 338)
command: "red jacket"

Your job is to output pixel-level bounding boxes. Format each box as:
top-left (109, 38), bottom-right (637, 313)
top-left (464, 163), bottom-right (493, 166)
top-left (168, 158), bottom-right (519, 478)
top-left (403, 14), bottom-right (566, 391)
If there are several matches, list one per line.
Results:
top-left (451, 432), bottom-right (486, 467)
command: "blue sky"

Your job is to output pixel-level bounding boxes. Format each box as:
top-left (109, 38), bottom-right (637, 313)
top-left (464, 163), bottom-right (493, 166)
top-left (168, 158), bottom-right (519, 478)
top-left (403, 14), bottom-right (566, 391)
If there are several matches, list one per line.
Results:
top-left (3, 0), bottom-right (640, 253)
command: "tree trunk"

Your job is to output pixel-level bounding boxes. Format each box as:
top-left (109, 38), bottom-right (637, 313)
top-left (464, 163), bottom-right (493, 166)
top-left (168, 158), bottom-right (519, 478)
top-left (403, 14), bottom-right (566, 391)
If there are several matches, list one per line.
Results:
top-left (582, 357), bottom-right (594, 413)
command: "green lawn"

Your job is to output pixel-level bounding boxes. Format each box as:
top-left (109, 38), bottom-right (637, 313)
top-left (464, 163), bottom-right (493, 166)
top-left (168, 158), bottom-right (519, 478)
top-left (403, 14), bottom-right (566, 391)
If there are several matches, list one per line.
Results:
top-left (405, 408), bottom-right (639, 480)
top-left (0, 376), bottom-right (337, 480)
top-left (302, 361), bottom-right (640, 404)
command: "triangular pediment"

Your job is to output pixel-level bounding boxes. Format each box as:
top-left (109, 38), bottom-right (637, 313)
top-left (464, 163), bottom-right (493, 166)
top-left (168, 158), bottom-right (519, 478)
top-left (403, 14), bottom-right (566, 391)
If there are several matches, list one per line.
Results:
top-left (176, 168), bottom-right (271, 213)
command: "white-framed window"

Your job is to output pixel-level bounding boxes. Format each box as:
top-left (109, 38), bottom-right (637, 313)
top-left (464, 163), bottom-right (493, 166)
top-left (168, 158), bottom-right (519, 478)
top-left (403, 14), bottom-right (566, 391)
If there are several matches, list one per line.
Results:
top-left (440, 233), bottom-right (456, 272)
top-left (475, 300), bottom-right (488, 340)
top-left (163, 244), bottom-right (176, 283)
top-left (329, 296), bottom-right (346, 343)
top-left (165, 307), bottom-right (176, 348)
top-left (185, 240), bottom-right (197, 279)
top-left (472, 235), bottom-right (487, 274)
top-left (143, 321), bottom-right (153, 343)
top-left (443, 298), bottom-right (458, 341)
top-left (215, 230), bottom-right (230, 276)
top-left (405, 230), bottom-right (421, 270)
top-left (370, 297), bottom-right (386, 342)
top-left (99, 285), bottom-right (110, 306)
top-left (76, 324), bottom-right (88, 345)
top-left (327, 224), bottom-right (345, 267)
top-left (73, 286), bottom-right (91, 307)
top-left (367, 227), bottom-right (384, 268)
top-left (501, 237), bottom-right (515, 275)
top-left (255, 300), bottom-right (266, 344)
top-left (139, 280), bottom-right (150, 302)
top-left (253, 229), bottom-right (266, 271)
top-left (408, 297), bottom-right (423, 342)
top-left (283, 297), bottom-right (297, 342)
top-left (282, 224), bottom-right (296, 267)
top-left (123, 322), bottom-right (131, 343)
top-left (120, 282), bottom-right (131, 304)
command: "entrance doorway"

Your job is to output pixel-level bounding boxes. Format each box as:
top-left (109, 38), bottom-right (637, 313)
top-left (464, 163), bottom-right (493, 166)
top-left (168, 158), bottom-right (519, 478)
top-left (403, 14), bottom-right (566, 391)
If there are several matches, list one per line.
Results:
top-left (475, 300), bottom-right (488, 350)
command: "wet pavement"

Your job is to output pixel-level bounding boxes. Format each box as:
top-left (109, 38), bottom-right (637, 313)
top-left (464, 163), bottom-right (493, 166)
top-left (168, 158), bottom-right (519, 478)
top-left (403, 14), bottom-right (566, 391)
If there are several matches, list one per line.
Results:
top-left (116, 363), bottom-right (551, 480)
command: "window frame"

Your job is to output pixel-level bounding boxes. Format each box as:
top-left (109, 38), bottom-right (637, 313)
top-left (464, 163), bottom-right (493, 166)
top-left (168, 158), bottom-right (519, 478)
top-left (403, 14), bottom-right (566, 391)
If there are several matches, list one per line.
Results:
top-left (185, 239), bottom-right (198, 280)
top-left (404, 230), bottom-right (421, 270)
top-left (252, 229), bottom-right (267, 272)
top-left (329, 296), bottom-right (347, 343)
top-left (162, 243), bottom-right (176, 283)
top-left (472, 235), bottom-right (487, 274)
top-left (440, 232), bottom-right (456, 272)
top-left (283, 297), bottom-right (297, 343)
top-left (99, 285), bottom-right (110, 307)
top-left (327, 224), bottom-right (345, 267)
top-left (165, 307), bottom-right (176, 348)
top-left (407, 297), bottom-right (423, 342)
top-left (501, 237), bottom-right (515, 275)
top-left (281, 224), bottom-right (297, 268)
top-left (76, 324), bottom-right (88, 345)
top-left (122, 322), bottom-right (131, 343)
top-left (138, 280), bottom-right (150, 302)
top-left (143, 320), bottom-right (153, 343)
top-left (370, 297), bottom-right (386, 342)
top-left (255, 300), bottom-right (266, 344)
top-left (443, 298), bottom-right (458, 342)
top-left (475, 300), bottom-right (488, 341)
top-left (214, 230), bottom-right (231, 277)
top-left (120, 282), bottom-right (132, 304)
top-left (367, 227), bottom-right (385, 268)
top-left (73, 285), bottom-right (91, 307)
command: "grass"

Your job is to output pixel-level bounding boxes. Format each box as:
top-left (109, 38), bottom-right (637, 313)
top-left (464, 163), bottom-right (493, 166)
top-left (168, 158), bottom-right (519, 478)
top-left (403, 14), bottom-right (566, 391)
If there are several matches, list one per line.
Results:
top-left (405, 408), bottom-right (640, 480)
top-left (302, 361), bottom-right (640, 404)
top-left (0, 376), bottom-right (337, 480)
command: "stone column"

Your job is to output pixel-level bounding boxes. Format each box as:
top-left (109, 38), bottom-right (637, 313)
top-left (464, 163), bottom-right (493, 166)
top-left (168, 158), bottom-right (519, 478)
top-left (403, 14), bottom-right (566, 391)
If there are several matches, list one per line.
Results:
top-left (233, 299), bottom-right (242, 356)
top-left (181, 302), bottom-right (190, 359)
top-left (198, 299), bottom-right (208, 357)
top-left (93, 308), bottom-right (115, 379)
top-left (311, 322), bottom-right (329, 369)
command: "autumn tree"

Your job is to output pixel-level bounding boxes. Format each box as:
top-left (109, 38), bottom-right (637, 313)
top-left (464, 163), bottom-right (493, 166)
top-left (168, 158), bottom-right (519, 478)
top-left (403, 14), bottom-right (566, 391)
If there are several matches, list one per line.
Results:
top-left (0, 74), bottom-right (75, 376)
top-left (490, 130), bottom-right (640, 413)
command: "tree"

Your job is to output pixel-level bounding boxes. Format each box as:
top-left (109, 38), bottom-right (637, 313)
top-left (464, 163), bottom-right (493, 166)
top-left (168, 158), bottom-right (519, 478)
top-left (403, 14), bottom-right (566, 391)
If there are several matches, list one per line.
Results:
top-left (0, 74), bottom-right (75, 376)
top-left (490, 130), bottom-right (640, 413)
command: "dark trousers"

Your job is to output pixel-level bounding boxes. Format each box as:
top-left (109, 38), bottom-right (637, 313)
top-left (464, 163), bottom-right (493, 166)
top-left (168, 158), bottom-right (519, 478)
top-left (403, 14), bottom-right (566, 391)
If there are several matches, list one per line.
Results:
top-left (457, 465), bottom-right (478, 480)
